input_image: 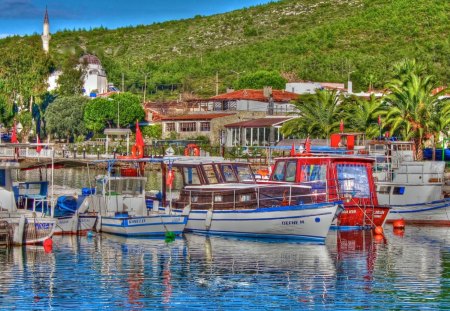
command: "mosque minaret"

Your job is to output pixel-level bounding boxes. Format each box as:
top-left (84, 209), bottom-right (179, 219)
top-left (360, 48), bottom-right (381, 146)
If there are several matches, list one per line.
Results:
top-left (41, 7), bottom-right (51, 53)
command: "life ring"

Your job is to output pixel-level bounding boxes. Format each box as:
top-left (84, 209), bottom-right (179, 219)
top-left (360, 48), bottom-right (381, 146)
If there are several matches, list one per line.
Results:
top-left (184, 144), bottom-right (200, 156)
top-left (358, 149), bottom-right (369, 155)
top-left (131, 144), bottom-right (144, 158)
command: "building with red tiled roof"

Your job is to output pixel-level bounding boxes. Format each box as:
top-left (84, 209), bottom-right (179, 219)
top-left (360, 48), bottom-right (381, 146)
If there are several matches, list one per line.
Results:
top-left (188, 87), bottom-right (298, 115)
top-left (223, 117), bottom-right (293, 147)
top-left (160, 113), bottom-right (240, 142)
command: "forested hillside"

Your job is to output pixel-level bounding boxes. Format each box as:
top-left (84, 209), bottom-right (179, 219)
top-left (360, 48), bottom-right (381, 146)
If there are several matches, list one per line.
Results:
top-left (1, 0), bottom-right (449, 98)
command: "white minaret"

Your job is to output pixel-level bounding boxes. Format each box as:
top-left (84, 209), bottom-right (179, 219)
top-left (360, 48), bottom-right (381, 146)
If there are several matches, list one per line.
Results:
top-left (41, 7), bottom-right (51, 53)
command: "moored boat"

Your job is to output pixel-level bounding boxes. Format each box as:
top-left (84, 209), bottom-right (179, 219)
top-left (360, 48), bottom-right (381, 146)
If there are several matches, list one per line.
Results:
top-left (170, 158), bottom-right (341, 242)
top-left (369, 140), bottom-right (450, 225)
top-left (82, 158), bottom-right (188, 237)
top-left (262, 152), bottom-right (390, 229)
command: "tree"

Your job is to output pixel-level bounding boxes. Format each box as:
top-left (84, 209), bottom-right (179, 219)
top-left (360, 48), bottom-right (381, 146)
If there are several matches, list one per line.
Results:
top-left (56, 55), bottom-right (86, 96)
top-left (84, 92), bottom-right (145, 133)
top-left (84, 97), bottom-right (115, 133)
top-left (383, 62), bottom-right (448, 160)
top-left (234, 70), bottom-right (286, 90)
top-left (45, 96), bottom-right (89, 142)
top-left (281, 89), bottom-right (343, 138)
top-left (109, 92), bottom-right (145, 127)
top-left (141, 124), bottom-right (162, 140)
top-left (342, 94), bottom-right (386, 139)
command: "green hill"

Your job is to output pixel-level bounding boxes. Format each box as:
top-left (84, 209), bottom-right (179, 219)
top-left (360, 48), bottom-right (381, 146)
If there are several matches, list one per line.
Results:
top-left (1, 0), bottom-right (449, 97)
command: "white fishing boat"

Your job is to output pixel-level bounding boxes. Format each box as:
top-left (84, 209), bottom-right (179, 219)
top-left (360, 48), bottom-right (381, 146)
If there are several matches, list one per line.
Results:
top-left (170, 158), bottom-right (342, 242)
top-left (370, 140), bottom-right (450, 225)
top-left (82, 158), bottom-right (188, 237)
top-left (0, 160), bottom-right (55, 245)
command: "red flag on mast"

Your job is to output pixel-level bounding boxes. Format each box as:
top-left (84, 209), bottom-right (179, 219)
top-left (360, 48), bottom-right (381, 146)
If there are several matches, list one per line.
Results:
top-left (36, 135), bottom-right (42, 153)
top-left (135, 120), bottom-right (145, 147)
top-left (339, 119), bottom-right (344, 133)
top-left (378, 115), bottom-right (381, 126)
top-left (11, 121), bottom-right (18, 143)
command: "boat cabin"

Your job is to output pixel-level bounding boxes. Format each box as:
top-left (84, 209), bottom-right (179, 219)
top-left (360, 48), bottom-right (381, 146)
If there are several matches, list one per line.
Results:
top-left (268, 155), bottom-right (380, 208)
top-left (170, 159), bottom-right (315, 211)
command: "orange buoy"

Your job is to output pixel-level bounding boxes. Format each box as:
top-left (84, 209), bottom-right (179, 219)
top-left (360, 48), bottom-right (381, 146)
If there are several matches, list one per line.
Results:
top-left (374, 234), bottom-right (384, 243)
top-left (393, 228), bottom-right (405, 237)
top-left (43, 238), bottom-right (53, 253)
top-left (393, 218), bottom-right (406, 229)
top-left (373, 226), bottom-right (384, 235)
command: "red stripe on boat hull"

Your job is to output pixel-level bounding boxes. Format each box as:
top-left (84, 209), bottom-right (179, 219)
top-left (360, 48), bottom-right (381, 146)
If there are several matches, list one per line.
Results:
top-left (337, 206), bottom-right (390, 227)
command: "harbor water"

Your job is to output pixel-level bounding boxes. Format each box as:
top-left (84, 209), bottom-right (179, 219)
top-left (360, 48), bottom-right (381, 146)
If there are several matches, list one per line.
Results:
top-left (0, 227), bottom-right (449, 310)
top-left (4, 168), bottom-right (449, 309)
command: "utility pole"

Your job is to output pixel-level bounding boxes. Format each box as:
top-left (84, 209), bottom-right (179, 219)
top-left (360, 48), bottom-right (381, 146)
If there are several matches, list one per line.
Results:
top-left (215, 71), bottom-right (219, 96)
top-left (143, 73), bottom-right (148, 103)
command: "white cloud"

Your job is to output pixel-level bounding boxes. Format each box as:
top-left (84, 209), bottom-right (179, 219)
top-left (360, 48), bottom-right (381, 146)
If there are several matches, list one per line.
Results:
top-left (0, 34), bottom-right (13, 39)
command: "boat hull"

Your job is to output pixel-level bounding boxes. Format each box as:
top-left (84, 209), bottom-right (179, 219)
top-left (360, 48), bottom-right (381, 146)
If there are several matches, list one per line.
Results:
top-left (1, 216), bottom-right (56, 245)
top-left (184, 202), bottom-right (339, 242)
top-left (332, 205), bottom-right (390, 230)
top-left (386, 198), bottom-right (450, 225)
top-left (99, 214), bottom-right (187, 237)
top-left (53, 214), bottom-right (98, 235)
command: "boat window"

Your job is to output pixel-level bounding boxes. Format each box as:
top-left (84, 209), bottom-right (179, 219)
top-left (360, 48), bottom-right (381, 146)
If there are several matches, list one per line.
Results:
top-left (0, 169), bottom-right (5, 187)
top-left (378, 186), bottom-right (391, 194)
top-left (203, 164), bottom-right (219, 184)
top-left (285, 161), bottom-right (297, 182)
top-left (300, 164), bottom-right (326, 182)
top-left (272, 161), bottom-right (286, 181)
top-left (234, 164), bottom-right (255, 182)
top-left (336, 164), bottom-right (370, 198)
top-left (182, 167), bottom-right (202, 185)
top-left (393, 187), bottom-right (405, 195)
top-left (220, 164), bottom-right (238, 182)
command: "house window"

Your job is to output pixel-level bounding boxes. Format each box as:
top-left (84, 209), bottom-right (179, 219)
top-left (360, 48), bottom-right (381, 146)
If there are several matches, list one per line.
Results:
top-left (200, 122), bottom-right (210, 132)
top-left (180, 122), bottom-right (197, 132)
top-left (166, 123), bottom-right (175, 132)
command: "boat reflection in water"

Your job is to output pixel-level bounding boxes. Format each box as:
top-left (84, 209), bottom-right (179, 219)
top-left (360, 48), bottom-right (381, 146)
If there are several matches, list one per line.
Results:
top-left (1, 227), bottom-right (450, 310)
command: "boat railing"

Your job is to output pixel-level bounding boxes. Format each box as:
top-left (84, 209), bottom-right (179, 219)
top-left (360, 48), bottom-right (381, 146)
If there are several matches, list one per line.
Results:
top-left (181, 184), bottom-right (331, 210)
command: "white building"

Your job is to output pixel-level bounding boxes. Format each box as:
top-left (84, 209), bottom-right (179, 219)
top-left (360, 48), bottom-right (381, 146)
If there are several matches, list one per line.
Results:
top-left (79, 54), bottom-right (108, 96)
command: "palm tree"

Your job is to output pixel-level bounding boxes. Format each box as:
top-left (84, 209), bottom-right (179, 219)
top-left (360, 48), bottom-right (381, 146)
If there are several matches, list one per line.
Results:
top-left (281, 89), bottom-right (343, 139)
top-left (342, 94), bottom-right (387, 139)
top-left (383, 71), bottom-right (448, 160)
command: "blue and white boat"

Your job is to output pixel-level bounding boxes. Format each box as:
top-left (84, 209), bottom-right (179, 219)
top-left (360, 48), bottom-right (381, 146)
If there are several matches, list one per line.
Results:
top-left (82, 158), bottom-right (188, 237)
top-left (171, 158), bottom-right (341, 242)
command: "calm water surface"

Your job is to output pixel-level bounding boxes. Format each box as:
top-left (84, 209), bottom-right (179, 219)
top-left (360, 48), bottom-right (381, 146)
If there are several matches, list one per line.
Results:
top-left (0, 227), bottom-right (449, 310)
top-left (7, 168), bottom-right (450, 309)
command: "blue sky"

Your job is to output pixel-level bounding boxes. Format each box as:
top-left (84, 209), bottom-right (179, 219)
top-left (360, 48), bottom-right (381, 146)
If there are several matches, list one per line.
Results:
top-left (0, 0), bottom-right (275, 38)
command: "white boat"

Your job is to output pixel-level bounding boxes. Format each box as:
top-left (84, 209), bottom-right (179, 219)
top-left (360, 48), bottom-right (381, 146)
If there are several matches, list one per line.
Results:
top-left (82, 158), bottom-right (188, 237)
top-left (171, 158), bottom-right (341, 242)
top-left (370, 140), bottom-right (450, 225)
top-left (0, 160), bottom-right (55, 245)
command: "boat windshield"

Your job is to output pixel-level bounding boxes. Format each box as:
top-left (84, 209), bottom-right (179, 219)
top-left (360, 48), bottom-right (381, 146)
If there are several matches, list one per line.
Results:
top-left (234, 164), bottom-right (255, 182)
top-left (181, 166), bottom-right (202, 185)
top-left (336, 164), bottom-right (370, 198)
top-left (203, 164), bottom-right (219, 184)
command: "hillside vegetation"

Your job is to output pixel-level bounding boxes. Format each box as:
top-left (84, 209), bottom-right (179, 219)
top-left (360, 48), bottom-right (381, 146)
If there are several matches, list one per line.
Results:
top-left (1, 0), bottom-right (449, 98)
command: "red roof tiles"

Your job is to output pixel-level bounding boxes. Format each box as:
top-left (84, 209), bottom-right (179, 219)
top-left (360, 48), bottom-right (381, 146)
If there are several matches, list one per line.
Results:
top-left (210, 89), bottom-right (299, 102)
top-left (161, 113), bottom-right (235, 121)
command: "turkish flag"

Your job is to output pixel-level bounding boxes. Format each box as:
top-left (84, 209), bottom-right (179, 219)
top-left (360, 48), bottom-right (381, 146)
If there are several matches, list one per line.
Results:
top-left (340, 119), bottom-right (344, 133)
top-left (36, 135), bottom-right (42, 153)
top-left (11, 121), bottom-right (18, 143)
top-left (135, 120), bottom-right (145, 147)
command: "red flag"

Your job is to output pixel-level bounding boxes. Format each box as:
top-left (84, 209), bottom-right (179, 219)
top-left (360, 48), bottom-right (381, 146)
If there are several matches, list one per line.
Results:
top-left (305, 136), bottom-right (311, 153)
top-left (11, 121), bottom-right (18, 143)
top-left (36, 135), bottom-right (42, 153)
top-left (339, 119), bottom-right (344, 133)
top-left (290, 143), bottom-right (296, 156)
top-left (378, 115), bottom-right (381, 126)
top-left (135, 120), bottom-right (145, 147)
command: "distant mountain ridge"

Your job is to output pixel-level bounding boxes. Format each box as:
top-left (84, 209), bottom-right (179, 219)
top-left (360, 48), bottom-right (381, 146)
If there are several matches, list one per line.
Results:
top-left (1, 0), bottom-right (449, 97)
